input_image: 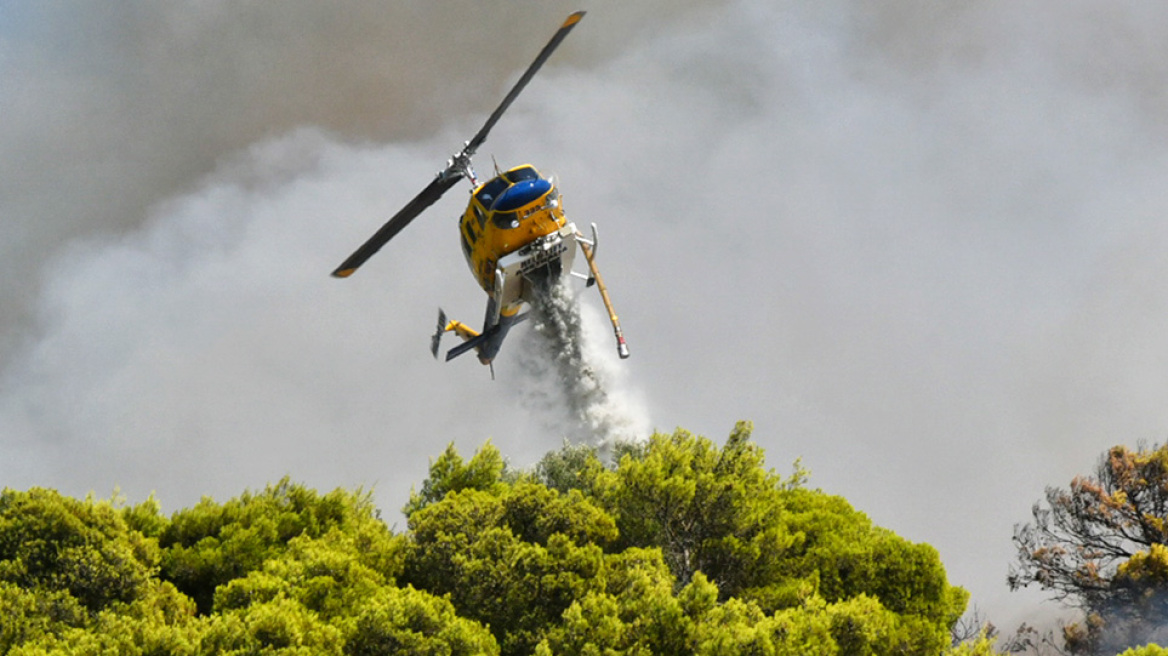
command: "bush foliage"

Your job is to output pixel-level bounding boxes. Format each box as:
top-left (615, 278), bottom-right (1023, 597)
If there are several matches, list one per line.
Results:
top-left (0, 423), bottom-right (973, 655)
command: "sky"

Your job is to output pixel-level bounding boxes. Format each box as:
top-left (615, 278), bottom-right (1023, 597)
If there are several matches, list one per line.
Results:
top-left (4, 0), bottom-right (1168, 632)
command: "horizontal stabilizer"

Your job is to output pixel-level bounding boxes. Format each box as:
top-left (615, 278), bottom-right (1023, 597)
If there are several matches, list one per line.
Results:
top-left (445, 326), bottom-right (499, 361)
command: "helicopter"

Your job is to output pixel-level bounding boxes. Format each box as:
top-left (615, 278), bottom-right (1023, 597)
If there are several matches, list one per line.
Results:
top-left (332, 11), bottom-right (628, 370)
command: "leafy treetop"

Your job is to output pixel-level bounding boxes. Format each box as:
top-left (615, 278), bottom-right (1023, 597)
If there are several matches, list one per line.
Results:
top-left (0, 422), bottom-right (973, 656)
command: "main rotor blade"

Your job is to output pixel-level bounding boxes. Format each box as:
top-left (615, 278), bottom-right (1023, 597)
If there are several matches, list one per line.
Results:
top-left (465, 11), bottom-right (585, 156)
top-left (331, 173), bottom-right (462, 278)
top-left (332, 11), bottom-right (583, 279)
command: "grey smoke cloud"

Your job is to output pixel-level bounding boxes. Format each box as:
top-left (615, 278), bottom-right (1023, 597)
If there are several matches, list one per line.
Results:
top-left (4, 0), bottom-right (1168, 636)
top-left (0, 0), bottom-right (692, 352)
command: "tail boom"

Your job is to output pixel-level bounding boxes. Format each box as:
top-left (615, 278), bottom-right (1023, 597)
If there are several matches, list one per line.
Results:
top-left (432, 308), bottom-right (527, 365)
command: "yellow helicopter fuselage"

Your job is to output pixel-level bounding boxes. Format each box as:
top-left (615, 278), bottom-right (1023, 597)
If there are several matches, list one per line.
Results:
top-left (458, 164), bottom-right (571, 312)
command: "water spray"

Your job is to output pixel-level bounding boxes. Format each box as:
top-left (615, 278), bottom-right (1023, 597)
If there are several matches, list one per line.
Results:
top-left (516, 278), bottom-right (644, 448)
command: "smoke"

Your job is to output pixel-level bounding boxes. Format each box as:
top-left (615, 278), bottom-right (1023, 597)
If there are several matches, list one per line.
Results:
top-left (0, 1), bottom-right (704, 358)
top-left (7, 0), bottom-right (1168, 643)
top-left (513, 279), bottom-right (649, 449)
top-left (1098, 610), bottom-right (1168, 656)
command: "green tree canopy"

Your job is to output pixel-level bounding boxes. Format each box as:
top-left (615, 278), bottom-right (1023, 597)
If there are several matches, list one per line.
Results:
top-left (0, 488), bottom-right (158, 614)
top-left (587, 423), bottom-right (966, 632)
top-left (158, 477), bottom-right (397, 615)
top-left (401, 424), bottom-right (968, 655)
top-left (0, 423), bottom-right (975, 656)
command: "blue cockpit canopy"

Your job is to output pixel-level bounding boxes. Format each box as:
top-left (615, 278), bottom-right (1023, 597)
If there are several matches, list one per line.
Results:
top-left (492, 178), bottom-right (552, 212)
top-left (474, 166), bottom-right (547, 210)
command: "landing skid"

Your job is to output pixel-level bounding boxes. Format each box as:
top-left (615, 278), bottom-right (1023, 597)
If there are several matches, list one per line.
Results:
top-left (575, 223), bottom-right (629, 359)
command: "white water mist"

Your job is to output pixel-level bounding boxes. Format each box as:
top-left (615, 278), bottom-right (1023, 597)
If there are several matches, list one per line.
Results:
top-left (512, 279), bottom-right (648, 449)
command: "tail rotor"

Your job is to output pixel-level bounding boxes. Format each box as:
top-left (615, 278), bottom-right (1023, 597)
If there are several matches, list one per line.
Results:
top-left (430, 308), bottom-right (448, 358)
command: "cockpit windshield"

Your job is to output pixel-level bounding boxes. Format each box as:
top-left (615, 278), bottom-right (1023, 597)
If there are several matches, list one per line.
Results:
top-left (474, 166), bottom-right (545, 216)
top-left (503, 166), bottom-right (540, 184)
top-left (474, 177), bottom-right (509, 209)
